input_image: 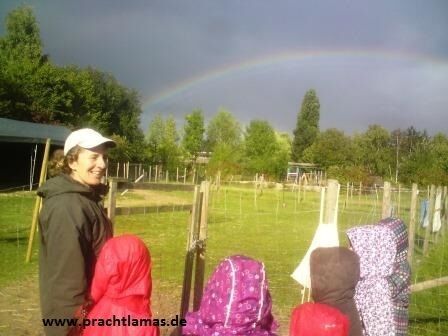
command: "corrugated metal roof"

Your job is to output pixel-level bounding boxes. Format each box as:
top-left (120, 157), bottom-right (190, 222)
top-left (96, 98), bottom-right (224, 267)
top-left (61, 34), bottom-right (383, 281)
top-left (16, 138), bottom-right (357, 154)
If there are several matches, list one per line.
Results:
top-left (0, 118), bottom-right (71, 146)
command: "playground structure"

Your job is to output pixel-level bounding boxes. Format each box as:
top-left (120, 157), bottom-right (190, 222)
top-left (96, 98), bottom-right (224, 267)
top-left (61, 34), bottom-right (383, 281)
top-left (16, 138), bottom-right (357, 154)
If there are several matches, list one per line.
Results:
top-left (286, 162), bottom-right (325, 185)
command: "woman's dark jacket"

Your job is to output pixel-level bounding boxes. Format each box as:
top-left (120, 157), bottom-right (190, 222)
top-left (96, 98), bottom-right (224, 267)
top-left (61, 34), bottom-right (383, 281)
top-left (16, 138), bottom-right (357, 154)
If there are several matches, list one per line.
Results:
top-left (310, 247), bottom-right (363, 336)
top-left (37, 174), bottom-right (113, 336)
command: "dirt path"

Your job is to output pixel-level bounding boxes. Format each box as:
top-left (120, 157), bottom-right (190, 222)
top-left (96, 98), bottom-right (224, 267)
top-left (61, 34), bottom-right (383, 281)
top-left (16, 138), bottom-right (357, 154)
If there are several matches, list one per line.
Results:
top-left (0, 269), bottom-right (181, 336)
top-left (0, 271), bottom-right (42, 335)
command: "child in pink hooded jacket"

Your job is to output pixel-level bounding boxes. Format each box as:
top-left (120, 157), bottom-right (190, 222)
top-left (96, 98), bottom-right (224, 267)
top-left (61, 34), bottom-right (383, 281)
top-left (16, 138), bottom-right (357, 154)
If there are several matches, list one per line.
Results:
top-left (83, 235), bottom-right (159, 336)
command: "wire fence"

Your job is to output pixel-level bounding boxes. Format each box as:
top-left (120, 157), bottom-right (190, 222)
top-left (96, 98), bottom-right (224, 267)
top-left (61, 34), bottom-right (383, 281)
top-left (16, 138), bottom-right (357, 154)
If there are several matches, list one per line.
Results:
top-left (0, 180), bottom-right (446, 335)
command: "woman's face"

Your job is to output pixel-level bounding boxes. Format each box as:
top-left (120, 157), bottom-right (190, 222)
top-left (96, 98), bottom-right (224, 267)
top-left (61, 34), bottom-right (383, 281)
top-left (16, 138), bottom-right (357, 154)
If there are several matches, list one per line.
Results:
top-left (69, 145), bottom-right (108, 186)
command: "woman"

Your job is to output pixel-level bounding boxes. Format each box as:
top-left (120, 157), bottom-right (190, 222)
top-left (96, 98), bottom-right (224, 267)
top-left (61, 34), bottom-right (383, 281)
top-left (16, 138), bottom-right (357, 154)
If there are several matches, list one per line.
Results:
top-left (38, 128), bottom-right (115, 336)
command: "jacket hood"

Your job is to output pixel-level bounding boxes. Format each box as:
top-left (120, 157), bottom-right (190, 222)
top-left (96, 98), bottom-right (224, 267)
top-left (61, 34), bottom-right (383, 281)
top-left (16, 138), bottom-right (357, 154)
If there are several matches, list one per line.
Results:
top-left (311, 247), bottom-right (359, 304)
top-left (90, 235), bottom-right (152, 305)
top-left (347, 225), bottom-right (396, 279)
top-left (37, 174), bottom-right (107, 200)
top-left (377, 217), bottom-right (408, 263)
top-left (183, 255), bottom-right (278, 336)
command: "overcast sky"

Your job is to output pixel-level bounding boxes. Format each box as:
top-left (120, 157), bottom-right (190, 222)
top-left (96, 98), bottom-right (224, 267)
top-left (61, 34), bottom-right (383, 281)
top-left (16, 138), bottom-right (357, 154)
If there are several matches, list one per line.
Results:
top-left (1, 0), bottom-right (447, 135)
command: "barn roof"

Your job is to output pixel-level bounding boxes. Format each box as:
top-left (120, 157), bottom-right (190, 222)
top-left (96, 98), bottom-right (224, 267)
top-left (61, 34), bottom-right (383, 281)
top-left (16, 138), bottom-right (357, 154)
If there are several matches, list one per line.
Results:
top-left (0, 118), bottom-right (71, 146)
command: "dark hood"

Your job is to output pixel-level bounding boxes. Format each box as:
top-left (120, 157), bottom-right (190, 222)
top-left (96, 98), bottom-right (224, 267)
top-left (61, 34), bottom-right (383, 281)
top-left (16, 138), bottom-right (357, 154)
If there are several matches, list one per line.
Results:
top-left (37, 174), bottom-right (108, 201)
top-left (311, 247), bottom-right (359, 304)
top-left (311, 247), bottom-right (362, 336)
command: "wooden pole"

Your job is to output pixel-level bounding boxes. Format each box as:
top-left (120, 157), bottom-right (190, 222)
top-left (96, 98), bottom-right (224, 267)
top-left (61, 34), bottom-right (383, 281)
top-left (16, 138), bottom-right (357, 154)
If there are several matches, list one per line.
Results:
top-left (26, 139), bottom-right (51, 263)
top-left (359, 182), bottom-right (362, 203)
top-left (397, 183), bottom-right (401, 217)
top-left (126, 161), bottom-right (130, 179)
top-left (382, 181), bottom-right (392, 219)
top-left (350, 182), bottom-right (354, 200)
top-left (180, 186), bottom-right (201, 324)
top-left (324, 179), bottom-right (339, 224)
top-left (411, 276), bottom-right (448, 292)
top-left (193, 181), bottom-right (209, 310)
top-left (107, 178), bottom-right (117, 224)
top-left (423, 185), bottom-right (436, 256)
top-left (176, 167), bottom-right (179, 183)
top-left (408, 183), bottom-right (418, 265)
top-left (184, 167), bottom-right (187, 184)
top-left (344, 182), bottom-right (349, 209)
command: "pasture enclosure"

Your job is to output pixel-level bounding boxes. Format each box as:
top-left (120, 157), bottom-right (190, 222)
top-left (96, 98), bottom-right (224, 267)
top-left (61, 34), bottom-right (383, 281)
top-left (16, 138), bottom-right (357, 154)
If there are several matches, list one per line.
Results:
top-left (0, 180), bottom-right (447, 335)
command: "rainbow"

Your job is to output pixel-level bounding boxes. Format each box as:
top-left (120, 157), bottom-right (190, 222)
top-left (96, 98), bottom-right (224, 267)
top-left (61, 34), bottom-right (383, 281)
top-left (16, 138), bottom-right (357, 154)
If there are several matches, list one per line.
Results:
top-left (142, 49), bottom-right (447, 111)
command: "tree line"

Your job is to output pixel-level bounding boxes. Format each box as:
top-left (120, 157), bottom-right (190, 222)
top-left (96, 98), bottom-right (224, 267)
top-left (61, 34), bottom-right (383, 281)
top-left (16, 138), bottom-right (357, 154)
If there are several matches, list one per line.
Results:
top-left (1, 6), bottom-right (447, 186)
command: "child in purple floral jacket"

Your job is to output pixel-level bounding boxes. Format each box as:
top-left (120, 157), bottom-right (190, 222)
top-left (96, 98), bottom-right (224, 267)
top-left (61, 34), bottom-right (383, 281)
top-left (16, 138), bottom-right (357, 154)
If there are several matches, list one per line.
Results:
top-left (182, 255), bottom-right (278, 336)
top-left (347, 225), bottom-right (396, 336)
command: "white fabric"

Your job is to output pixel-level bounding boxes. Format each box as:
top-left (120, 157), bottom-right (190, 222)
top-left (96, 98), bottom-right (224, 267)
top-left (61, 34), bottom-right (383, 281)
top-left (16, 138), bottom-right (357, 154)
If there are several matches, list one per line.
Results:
top-left (291, 222), bottom-right (340, 288)
top-left (432, 193), bottom-right (442, 233)
top-left (291, 184), bottom-right (340, 288)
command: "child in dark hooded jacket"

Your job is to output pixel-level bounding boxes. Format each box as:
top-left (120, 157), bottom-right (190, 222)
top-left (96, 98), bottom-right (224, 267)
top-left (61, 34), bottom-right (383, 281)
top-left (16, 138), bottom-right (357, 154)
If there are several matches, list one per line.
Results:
top-left (310, 246), bottom-right (363, 336)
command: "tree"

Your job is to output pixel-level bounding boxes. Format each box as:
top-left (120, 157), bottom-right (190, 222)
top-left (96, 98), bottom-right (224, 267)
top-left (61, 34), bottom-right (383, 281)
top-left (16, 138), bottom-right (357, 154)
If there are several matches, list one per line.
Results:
top-left (303, 128), bottom-right (354, 169)
top-left (352, 125), bottom-right (393, 177)
top-left (205, 108), bottom-right (242, 151)
top-left (292, 89), bottom-right (320, 161)
top-left (0, 5), bottom-right (42, 60)
top-left (0, 6), bottom-right (44, 121)
top-left (243, 120), bottom-right (281, 177)
top-left (0, 6), bottom-right (145, 155)
top-left (145, 114), bottom-right (180, 170)
top-left (182, 109), bottom-right (205, 162)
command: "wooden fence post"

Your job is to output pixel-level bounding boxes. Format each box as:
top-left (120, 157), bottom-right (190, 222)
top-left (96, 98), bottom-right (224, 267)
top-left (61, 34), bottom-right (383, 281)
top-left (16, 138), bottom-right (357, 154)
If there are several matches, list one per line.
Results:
top-left (26, 139), bottom-right (51, 263)
top-left (324, 179), bottom-right (339, 224)
top-left (359, 182), bottom-right (362, 203)
top-left (179, 186), bottom-right (201, 324)
top-left (107, 178), bottom-right (117, 224)
top-left (423, 185), bottom-right (436, 256)
top-left (408, 183), bottom-right (418, 265)
top-left (193, 181), bottom-right (209, 310)
top-left (382, 181), bottom-right (391, 219)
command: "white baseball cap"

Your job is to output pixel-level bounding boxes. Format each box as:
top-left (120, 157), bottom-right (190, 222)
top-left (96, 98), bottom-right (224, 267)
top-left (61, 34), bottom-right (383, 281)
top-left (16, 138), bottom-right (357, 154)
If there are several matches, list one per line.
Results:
top-left (64, 128), bottom-right (116, 155)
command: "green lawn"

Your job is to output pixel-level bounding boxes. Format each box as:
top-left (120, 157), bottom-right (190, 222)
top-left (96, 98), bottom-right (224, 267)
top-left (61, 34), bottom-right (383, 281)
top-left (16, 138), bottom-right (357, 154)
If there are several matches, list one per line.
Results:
top-left (0, 185), bottom-right (446, 335)
top-left (0, 192), bottom-right (37, 286)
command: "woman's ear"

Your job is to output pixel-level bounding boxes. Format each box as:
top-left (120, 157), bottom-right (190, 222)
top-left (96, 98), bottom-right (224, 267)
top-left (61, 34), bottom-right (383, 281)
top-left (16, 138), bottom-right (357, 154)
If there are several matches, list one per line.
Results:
top-left (68, 160), bottom-right (78, 172)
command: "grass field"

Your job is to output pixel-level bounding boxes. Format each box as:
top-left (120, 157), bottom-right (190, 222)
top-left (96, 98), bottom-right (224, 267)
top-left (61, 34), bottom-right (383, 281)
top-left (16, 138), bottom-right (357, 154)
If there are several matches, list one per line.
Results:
top-left (0, 184), bottom-right (447, 335)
